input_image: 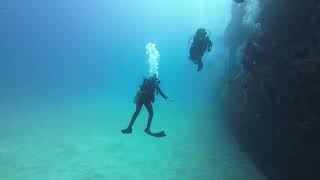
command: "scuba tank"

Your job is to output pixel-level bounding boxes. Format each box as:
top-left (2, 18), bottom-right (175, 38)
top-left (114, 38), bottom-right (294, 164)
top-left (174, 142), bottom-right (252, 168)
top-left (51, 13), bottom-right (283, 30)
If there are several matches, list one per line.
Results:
top-left (139, 78), bottom-right (155, 94)
top-left (188, 28), bottom-right (211, 48)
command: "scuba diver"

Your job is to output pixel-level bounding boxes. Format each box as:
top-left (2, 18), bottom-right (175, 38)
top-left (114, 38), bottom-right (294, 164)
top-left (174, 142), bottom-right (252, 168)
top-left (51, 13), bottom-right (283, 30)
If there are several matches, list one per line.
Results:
top-left (222, 40), bottom-right (258, 104)
top-left (189, 28), bottom-right (213, 71)
top-left (121, 75), bottom-right (170, 137)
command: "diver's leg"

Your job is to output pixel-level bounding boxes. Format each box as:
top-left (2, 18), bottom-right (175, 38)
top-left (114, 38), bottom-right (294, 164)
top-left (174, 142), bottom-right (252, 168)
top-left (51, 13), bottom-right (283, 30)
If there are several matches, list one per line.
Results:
top-left (144, 102), bottom-right (154, 132)
top-left (121, 103), bottom-right (143, 134)
top-left (197, 60), bottom-right (203, 71)
top-left (242, 72), bottom-right (250, 105)
top-left (143, 102), bottom-right (166, 137)
top-left (128, 103), bottom-right (143, 128)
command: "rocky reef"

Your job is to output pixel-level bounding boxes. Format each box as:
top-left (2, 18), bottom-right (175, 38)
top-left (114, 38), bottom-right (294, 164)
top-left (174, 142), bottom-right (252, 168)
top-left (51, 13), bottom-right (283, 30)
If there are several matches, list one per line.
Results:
top-left (223, 0), bottom-right (320, 179)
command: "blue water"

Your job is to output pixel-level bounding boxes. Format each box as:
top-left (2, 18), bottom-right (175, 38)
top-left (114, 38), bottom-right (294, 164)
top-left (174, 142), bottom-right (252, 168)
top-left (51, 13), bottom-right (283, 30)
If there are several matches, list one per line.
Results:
top-left (0, 1), bottom-right (266, 179)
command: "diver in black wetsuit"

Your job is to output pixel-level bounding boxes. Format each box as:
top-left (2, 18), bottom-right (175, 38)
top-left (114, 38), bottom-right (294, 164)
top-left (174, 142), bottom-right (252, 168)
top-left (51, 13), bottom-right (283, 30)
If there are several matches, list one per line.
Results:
top-left (121, 75), bottom-right (169, 137)
top-left (226, 40), bottom-right (258, 104)
top-left (189, 28), bottom-right (213, 71)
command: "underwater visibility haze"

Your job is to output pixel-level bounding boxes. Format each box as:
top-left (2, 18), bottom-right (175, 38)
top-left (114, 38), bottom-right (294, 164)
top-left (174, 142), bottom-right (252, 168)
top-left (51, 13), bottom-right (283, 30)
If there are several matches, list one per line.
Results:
top-left (0, 0), bottom-right (282, 179)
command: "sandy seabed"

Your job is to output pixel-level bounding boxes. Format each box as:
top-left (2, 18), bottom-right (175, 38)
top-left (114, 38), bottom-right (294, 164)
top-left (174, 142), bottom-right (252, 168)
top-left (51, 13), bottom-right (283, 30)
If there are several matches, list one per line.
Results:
top-left (0, 96), bottom-right (266, 180)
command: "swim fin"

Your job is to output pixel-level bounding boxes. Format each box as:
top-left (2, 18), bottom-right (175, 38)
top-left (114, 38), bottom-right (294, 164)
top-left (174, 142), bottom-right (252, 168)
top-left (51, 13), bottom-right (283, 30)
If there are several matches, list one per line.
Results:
top-left (144, 129), bottom-right (166, 137)
top-left (121, 127), bottom-right (132, 134)
top-left (197, 61), bottom-right (203, 71)
top-left (221, 83), bottom-right (230, 97)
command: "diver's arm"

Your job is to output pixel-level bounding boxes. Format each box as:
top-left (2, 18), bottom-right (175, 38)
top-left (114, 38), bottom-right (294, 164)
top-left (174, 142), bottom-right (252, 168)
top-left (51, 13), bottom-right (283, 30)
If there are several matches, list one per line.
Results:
top-left (231, 70), bottom-right (245, 82)
top-left (156, 85), bottom-right (168, 100)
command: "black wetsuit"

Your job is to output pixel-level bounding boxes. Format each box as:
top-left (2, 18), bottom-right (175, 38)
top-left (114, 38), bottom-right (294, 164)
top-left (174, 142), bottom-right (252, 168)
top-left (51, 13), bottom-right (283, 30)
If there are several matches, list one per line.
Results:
top-left (189, 34), bottom-right (212, 71)
top-left (127, 77), bottom-right (167, 131)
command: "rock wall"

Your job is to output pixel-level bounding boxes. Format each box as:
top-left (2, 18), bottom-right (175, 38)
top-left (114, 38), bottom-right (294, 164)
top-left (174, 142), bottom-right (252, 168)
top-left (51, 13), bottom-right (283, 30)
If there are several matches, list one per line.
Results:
top-left (223, 0), bottom-right (320, 179)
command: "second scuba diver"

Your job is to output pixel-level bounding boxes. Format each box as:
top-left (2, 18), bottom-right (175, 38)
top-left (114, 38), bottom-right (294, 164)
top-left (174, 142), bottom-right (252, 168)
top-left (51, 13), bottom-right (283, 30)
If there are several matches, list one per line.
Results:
top-left (222, 40), bottom-right (259, 104)
top-left (121, 75), bottom-right (170, 137)
top-left (189, 28), bottom-right (213, 71)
